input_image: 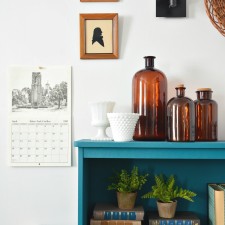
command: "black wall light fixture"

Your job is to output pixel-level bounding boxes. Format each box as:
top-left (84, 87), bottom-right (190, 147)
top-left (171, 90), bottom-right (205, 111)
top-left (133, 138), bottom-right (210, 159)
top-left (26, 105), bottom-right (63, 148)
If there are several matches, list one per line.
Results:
top-left (156, 0), bottom-right (186, 17)
top-left (169, 0), bottom-right (177, 8)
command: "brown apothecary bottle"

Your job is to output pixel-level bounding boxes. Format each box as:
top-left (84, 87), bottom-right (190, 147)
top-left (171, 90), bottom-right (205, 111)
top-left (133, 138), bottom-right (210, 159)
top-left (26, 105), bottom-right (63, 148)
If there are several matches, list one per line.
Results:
top-left (195, 88), bottom-right (218, 141)
top-left (167, 84), bottom-right (195, 142)
top-left (132, 56), bottom-right (167, 141)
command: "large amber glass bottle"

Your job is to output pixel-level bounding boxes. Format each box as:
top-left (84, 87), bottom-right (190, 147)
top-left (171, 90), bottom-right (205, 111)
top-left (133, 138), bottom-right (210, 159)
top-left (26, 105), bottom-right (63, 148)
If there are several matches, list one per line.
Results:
top-left (195, 88), bottom-right (218, 141)
top-left (167, 84), bottom-right (195, 142)
top-left (132, 56), bottom-right (167, 141)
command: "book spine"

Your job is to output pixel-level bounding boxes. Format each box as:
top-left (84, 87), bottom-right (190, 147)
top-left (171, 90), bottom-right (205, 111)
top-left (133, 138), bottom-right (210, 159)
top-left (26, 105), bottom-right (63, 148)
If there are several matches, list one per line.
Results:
top-left (208, 184), bottom-right (225, 225)
top-left (218, 184), bottom-right (225, 225)
top-left (208, 185), bottom-right (215, 225)
top-left (90, 219), bottom-right (142, 225)
top-left (149, 220), bottom-right (200, 225)
top-left (93, 211), bottom-right (143, 220)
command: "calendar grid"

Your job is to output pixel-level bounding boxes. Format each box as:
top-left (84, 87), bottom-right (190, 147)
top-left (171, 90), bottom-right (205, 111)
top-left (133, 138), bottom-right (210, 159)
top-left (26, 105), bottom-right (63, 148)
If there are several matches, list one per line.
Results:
top-left (11, 122), bottom-right (70, 166)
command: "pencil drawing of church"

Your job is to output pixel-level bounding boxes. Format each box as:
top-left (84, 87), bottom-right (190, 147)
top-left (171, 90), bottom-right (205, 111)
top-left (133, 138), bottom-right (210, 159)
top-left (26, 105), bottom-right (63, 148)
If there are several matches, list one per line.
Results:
top-left (12, 71), bottom-right (68, 112)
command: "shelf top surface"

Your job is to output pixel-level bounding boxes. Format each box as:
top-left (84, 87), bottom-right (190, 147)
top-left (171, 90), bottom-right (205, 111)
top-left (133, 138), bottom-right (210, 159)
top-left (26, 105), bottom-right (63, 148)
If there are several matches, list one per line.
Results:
top-left (74, 139), bottom-right (225, 149)
top-left (74, 140), bottom-right (225, 159)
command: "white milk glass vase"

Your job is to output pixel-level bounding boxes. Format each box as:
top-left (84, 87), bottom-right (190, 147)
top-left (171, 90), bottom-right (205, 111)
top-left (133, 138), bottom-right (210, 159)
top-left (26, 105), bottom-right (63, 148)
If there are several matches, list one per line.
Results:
top-left (89, 101), bottom-right (115, 140)
top-left (107, 113), bottom-right (140, 142)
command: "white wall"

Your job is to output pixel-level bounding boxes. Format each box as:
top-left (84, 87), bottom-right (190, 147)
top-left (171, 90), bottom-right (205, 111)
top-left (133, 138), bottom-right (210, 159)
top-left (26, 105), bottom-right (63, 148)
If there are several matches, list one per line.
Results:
top-left (0, 0), bottom-right (225, 224)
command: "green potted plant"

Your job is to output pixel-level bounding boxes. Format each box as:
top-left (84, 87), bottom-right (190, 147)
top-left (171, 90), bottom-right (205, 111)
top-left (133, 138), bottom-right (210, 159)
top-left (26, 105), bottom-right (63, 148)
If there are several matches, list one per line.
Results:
top-left (142, 174), bottom-right (197, 218)
top-left (107, 166), bottom-right (149, 210)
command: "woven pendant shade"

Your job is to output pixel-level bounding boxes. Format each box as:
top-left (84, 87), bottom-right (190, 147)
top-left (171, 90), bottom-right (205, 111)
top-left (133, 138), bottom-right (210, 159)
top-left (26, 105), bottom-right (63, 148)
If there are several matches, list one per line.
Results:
top-left (204, 0), bottom-right (225, 36)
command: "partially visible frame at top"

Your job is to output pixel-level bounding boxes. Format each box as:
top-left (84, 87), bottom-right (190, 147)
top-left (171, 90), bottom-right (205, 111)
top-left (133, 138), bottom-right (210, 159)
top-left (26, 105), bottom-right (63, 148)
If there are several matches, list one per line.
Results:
top-left (80, 0), bottom-right (118, 2)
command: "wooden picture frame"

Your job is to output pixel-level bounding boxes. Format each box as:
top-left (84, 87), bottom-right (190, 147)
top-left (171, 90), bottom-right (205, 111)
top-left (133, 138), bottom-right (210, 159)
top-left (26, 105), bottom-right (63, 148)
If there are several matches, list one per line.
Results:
top-left (80, 0), bottom-right (118, 2)
top-left (80, 13), bottom-right (118, 59)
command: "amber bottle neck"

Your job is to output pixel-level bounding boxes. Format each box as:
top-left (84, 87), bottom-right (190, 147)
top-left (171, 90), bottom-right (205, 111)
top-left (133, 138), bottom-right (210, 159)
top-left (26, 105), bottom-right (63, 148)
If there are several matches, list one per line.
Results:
top-left (176, 88), bottom-right (185, 97)
top-left (144, 56), bottom-right (155, 69)
top-left (196, 91), bottom-right (212, 100)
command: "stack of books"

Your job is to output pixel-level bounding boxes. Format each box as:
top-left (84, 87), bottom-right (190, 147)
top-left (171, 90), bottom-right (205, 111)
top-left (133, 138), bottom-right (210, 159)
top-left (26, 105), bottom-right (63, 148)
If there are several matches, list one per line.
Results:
top-left (148, 211), bottom-right (200, 225)
top-left (208, 183), bottom-right (225, 224)
top-left (90, 203), bottom-right (144, 225)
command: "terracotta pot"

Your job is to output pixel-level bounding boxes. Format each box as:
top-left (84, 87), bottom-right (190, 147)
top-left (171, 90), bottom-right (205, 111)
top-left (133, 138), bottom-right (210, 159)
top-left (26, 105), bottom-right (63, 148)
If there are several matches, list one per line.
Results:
top-left (157, 200), bottom-right (177, 218)
top-left (117, 192), bottom-right (137, 209)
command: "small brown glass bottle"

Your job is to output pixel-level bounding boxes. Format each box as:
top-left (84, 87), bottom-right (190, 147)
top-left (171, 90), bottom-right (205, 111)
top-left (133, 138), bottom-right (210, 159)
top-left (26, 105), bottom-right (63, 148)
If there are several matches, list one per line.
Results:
top-left (195, 88), bottom-right (218, 141)
top-left (132, 56), bottom-right (167, 141)
top-left (167, 84), bottom-right (195, 142)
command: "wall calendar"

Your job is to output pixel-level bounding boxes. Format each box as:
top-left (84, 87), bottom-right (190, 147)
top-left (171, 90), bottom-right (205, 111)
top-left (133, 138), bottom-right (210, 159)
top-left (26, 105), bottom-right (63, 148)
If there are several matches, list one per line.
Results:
top-left (9, 66), bottom-right (72, 166)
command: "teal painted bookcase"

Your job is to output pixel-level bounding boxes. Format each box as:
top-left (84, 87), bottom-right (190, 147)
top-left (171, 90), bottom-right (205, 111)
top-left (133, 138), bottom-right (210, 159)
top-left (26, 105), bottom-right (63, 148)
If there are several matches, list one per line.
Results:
top-left (74, 140), bottom-right (225, 225)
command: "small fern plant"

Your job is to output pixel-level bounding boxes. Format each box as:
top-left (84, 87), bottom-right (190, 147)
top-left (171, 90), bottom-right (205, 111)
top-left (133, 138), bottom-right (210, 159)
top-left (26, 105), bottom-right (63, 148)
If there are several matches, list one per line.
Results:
top-left (142, 174), bottom-right (196, 203)
top-left (107, 166), bottom-right (149, 193)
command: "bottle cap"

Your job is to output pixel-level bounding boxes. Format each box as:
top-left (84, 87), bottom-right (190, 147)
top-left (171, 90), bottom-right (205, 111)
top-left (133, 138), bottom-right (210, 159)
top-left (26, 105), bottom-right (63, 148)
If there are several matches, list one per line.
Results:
top-left (196, 88), bottom-right (212, 92)
top-left (175, 84), bottom-right (186, 89)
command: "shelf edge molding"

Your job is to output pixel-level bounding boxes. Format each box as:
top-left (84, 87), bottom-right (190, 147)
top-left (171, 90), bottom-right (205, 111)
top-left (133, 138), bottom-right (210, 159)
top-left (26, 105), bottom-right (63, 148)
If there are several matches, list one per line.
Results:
top-left (74, 140), bottom-right (225, 159)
